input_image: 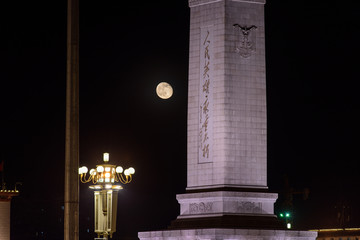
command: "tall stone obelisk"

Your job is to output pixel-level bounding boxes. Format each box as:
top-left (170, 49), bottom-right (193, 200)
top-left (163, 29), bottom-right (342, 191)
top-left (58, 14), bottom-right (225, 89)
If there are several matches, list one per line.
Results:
top-left (139, 0), bottom-right (317, 240)
top-left (64, 0), bottom-right (79, 239)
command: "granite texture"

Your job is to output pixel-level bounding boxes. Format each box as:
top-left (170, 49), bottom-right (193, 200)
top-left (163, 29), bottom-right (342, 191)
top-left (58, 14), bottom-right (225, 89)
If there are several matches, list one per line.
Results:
top-left (187, 0), bottom-right (266, 190)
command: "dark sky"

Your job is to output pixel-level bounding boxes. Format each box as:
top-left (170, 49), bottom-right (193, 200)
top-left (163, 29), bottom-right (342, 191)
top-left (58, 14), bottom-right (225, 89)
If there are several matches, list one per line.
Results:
top-left (1, 0), bottom-right (360, 239)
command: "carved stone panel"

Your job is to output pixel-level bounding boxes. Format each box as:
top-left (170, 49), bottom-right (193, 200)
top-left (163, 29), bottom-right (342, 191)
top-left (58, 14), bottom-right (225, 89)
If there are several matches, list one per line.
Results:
top-left (233, 24), bottom-right (257, 58)
top-left (189, 202), bottom-right (213, 214)
top-left (237, 202), bottom-right (262, 214)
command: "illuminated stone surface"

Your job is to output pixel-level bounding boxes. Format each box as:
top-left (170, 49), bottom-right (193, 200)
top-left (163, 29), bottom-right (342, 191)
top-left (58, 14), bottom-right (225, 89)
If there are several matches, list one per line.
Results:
top-left (139, 0), bottom-right (317, 239)
top-left (0, 201), bottom-right (10, 240)
top-left (187, 0), bottom-right (267, 190)
top-left (0, 190), bottom-right (18, 240)
top-left (176, 191), bottom-right (277, 217)
top-left (139, 228), bottom-right (317, 240)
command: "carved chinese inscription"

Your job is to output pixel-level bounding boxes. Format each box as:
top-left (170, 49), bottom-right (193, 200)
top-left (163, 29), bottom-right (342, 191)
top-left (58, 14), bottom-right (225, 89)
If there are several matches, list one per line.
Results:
top-left (199, 26), bottom-right (213, 163)
top-left (189, 202), bottom-right (213, 214)
top-left (233, 24), bottom-right (257, 58)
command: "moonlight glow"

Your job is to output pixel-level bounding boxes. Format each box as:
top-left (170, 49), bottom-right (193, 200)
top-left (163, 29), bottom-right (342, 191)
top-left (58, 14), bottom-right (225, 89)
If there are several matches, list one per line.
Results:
top-left (156, 82), bottom-right (173, 99)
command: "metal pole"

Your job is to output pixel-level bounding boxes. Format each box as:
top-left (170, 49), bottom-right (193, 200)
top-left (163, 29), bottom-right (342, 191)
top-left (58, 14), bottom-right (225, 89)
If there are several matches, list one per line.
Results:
top-left (64, 0), bottom-right (79, 239)
top-left (1, 161), bottom-right (4, 190)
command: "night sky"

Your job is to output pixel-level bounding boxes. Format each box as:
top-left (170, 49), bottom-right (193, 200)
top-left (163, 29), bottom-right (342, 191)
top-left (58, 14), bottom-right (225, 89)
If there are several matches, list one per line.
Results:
top-left (1, 0), bottom-right (360, 239)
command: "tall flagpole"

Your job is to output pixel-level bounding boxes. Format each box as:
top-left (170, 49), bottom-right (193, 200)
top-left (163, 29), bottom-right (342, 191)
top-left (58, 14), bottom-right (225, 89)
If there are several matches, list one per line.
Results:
top-left (64, 0), bottom-right (79, 239)
top-left (1, 161), bottom-right (4, 190)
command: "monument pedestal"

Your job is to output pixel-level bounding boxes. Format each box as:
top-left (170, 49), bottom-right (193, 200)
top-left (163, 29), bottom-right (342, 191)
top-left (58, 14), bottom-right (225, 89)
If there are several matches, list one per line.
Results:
top-left (169, 190), bottom-right (281, 229)
top-left (139, 228), bottom-right (317, 240)
top-left (139, 190), bottom-right (317, 240)
top-left (176, 191), bottom-right (278, 218)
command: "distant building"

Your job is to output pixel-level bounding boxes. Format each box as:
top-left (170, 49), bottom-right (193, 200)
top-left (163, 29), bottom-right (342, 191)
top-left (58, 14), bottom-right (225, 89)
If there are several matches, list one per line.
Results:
top-left (0, 189), bottom-right (19, 240)
top-left (314, 228), bottom-right (360, 240)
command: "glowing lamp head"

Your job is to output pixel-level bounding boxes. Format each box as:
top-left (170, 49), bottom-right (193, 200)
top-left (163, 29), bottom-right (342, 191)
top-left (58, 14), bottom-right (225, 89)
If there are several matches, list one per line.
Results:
top-left (78, 166), bottom-right (88, 174)
top-left (103, 152), bottom-right (109, 162)
top-left (116, 166), bottom-right (123, 173)
top-left (90, 169), bottom-right (96, 175)
top-left (287, 223), bottom-right (292, 229)
top-left (79, 152), bottom-right (135, 187)
top-left (97, 166), bottom-right (104, 173)
top-left (128, 167), bottom-right (135, 175)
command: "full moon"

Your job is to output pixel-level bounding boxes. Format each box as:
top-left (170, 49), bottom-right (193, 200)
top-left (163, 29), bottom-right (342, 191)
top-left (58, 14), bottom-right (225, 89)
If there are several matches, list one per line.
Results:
top-left (156, 82), bottom-right (173, 99)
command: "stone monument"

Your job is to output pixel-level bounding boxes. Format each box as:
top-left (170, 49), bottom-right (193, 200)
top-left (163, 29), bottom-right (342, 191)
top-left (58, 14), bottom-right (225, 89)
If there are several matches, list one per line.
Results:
top-left (139, 0), bottom-right (317, 239)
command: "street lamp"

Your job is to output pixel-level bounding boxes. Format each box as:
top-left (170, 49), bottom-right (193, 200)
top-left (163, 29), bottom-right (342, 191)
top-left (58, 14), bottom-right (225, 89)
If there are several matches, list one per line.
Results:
top-left (79, 153), bottom-right (135, 239)
top-left (279, 211), bottom-right (292, 229)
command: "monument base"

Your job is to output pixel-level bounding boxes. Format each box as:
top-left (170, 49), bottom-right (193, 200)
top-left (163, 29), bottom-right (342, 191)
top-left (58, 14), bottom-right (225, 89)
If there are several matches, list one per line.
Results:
top-left (169, 215), bottom-right (282, 230)
top-left (168, 190), bottom-right (282, 229)
top-left (139, 228), bottom-right (317, 240)
top-left (176, 190), bottom-right (278, 218)
top-left (138, 190), bottom-right (318, 240)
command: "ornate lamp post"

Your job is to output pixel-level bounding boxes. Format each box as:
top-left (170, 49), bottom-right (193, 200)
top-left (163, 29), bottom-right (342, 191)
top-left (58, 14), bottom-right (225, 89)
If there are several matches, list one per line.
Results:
top-left (79, 153), bottom-right (135, 239)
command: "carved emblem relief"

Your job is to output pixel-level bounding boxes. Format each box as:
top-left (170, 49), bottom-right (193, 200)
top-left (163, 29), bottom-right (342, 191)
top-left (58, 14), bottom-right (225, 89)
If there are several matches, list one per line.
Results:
top-left (233, 24), bottom-right (257, 58)
top-left (189, 202), bottom-right (213, 214)
top-left (237, 202), bottom-right (262, 213)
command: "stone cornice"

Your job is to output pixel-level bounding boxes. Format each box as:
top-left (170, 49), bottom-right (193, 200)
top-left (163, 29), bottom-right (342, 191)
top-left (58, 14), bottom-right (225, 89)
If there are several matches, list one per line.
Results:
top-left (189, 0), bottom-right (265, 7)
top-left (0, 190), bottom-right (19, 202)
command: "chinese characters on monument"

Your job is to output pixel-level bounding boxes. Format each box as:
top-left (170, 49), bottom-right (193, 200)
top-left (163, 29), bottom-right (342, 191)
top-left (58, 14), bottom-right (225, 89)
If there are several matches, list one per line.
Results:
top-left (199, 27), bottom-right (213, 163)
